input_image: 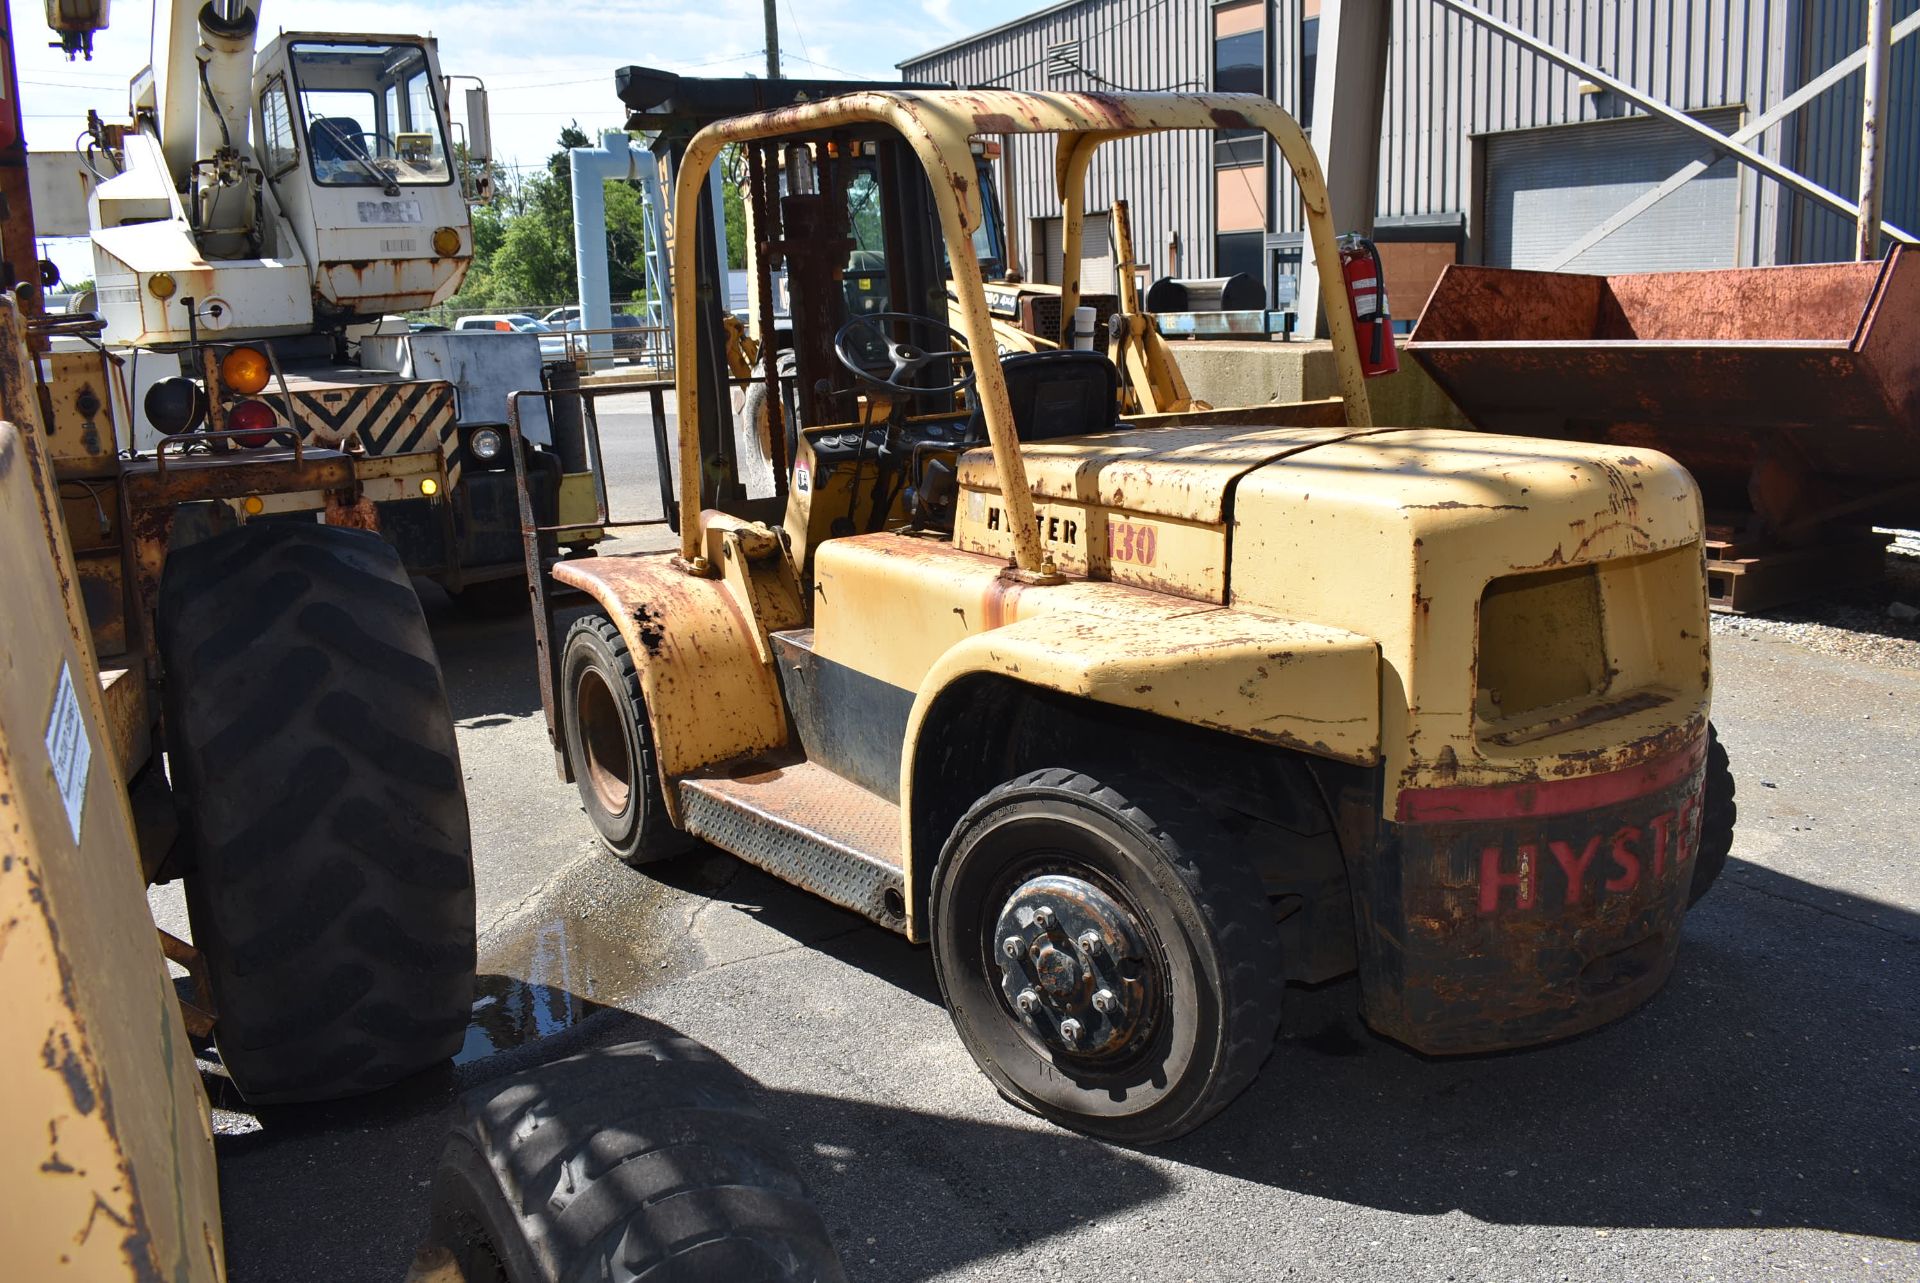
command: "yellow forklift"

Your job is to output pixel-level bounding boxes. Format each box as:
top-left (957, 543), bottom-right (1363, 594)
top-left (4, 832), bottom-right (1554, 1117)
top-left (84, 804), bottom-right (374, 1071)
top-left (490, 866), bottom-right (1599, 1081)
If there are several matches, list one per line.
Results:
top-left (513, 88), bottom-right (1736, 1144)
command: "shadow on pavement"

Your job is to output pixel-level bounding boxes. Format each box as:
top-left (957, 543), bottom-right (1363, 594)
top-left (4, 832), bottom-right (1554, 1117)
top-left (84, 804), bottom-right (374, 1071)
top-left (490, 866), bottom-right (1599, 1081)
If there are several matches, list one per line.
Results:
top-left (205, 993), bottom-right (1170, 1283)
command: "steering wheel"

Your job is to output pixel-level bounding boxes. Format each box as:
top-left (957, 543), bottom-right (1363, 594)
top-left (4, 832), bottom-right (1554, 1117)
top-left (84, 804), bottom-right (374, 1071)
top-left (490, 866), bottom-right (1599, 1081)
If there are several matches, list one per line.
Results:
top-left (833, 312), bottom-right (975, 397)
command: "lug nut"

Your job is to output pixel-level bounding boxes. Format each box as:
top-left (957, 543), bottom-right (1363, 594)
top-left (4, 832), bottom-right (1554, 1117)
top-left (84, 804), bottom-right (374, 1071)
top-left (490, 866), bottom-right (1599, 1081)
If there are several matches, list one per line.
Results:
top-left (1077, 931), bottom-right (1102, 956)
top-left (1002, 935), bottom-right (1025, 960)
top-left (1032, 905), bottom-right (1057, 933)
top-left (1059, 1018), bottom-right (1082, 1044)
top-left (1015, 988), bottom-right (1040, 1015)
top-left (1092, 988), bottom-right (1118, 1014)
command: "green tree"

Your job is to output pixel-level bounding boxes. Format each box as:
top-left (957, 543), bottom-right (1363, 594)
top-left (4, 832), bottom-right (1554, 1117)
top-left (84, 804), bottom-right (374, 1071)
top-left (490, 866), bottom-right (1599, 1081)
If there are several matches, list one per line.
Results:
top-left (439, 123), bottom-right (706, 317)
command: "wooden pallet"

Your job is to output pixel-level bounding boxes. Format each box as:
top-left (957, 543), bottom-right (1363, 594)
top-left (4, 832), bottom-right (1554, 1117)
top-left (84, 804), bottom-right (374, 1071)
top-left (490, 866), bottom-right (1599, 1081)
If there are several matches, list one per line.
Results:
top-left (1705, 526), bottom-right (1891, 614)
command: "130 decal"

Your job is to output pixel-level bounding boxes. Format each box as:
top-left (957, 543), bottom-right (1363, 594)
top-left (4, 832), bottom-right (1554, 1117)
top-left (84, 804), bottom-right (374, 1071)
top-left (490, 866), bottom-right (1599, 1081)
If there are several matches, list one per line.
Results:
top-left (1109, 518), bottom-right (1158, 566)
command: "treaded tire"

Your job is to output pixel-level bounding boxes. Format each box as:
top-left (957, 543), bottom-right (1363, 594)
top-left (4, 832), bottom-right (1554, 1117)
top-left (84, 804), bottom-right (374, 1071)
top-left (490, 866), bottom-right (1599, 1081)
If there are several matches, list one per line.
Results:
top-left (427, 1038), bottom-right (848, 1283)
top-left (561, 614), bottom-right (689, 866)
top-left (930, 768), bottom-right (1284, 1145)
top-left (1688, 724), bottom-right (1736, 907)
top-left (158, 522), bottom-right (475, 1104)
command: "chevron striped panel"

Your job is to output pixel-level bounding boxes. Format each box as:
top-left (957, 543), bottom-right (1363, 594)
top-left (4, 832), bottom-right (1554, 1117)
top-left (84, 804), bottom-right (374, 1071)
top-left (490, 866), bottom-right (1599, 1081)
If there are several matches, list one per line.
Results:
top-left (290, 380), bottom-right (461, 487)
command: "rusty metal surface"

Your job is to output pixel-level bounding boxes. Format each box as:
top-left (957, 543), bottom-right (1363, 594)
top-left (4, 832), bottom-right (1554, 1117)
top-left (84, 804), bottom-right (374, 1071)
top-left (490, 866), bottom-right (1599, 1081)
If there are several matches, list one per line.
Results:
top-left (551, 552), bottom-right (789, 791)
top-left (156, 931), bottom-right (218, 1039)
top-left (678, 753), bottom-right (906, 931)
top-left (96, 666), bottom-right (150, 783)
top-left (1408, 246), bottom-right (1920, 529)
top-left (0, 405), bottom-right (226, 1281)
top-left (1354, 740), bottom-right (1706, 1055)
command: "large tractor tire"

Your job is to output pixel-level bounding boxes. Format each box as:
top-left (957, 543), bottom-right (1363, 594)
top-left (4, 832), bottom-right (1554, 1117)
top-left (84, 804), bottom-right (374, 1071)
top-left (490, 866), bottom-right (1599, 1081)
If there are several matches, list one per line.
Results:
top-left (425, 1039), bottom-right (847, 1283)
top-left (930, 768), bottom-right (1285, 1145)
top-left (158, 522), bottom-right (475, 1104)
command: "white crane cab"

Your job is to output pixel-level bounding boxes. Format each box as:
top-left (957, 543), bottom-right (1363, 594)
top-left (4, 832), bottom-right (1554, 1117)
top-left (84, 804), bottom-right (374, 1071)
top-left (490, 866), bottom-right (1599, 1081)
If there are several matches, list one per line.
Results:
top-left (253, 32), bottom-right (472, 319)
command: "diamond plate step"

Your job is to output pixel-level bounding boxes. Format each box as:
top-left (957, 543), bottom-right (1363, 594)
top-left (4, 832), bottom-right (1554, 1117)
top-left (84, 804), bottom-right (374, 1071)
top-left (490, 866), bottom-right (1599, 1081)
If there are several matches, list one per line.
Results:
top-left (678, 755), bottom-right (907, 932)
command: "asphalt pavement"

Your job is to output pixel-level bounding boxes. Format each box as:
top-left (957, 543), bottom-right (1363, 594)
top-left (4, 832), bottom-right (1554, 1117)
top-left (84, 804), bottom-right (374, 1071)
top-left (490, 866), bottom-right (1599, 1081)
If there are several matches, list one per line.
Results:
top-left (162, 414), bottom-right (1920, 1280)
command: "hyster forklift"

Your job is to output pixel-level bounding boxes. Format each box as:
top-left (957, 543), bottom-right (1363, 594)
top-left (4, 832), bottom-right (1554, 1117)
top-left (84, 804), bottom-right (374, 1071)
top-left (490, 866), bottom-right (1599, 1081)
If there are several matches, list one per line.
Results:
top-left (515, 89), bottom-right (1736, 1144)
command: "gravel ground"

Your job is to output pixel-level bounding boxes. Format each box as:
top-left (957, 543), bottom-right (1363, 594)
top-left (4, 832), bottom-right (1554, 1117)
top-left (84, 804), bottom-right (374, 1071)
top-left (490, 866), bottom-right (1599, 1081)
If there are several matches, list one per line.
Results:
top-left (1711, 534), bottom-right (1920, 669)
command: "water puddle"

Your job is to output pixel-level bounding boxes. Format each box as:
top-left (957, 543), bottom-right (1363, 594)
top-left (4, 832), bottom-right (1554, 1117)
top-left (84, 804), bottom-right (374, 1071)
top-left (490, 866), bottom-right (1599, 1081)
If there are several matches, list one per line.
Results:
top-left (455, 856), bottom-right (704, 1063)
top-left (457, 922), bottom-right (607, 1063)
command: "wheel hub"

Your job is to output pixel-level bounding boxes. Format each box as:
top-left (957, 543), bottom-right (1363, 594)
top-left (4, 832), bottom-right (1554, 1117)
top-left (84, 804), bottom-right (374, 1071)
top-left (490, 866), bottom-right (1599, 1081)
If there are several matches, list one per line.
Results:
top-left (994, 874), bottom-right (1153, 1057)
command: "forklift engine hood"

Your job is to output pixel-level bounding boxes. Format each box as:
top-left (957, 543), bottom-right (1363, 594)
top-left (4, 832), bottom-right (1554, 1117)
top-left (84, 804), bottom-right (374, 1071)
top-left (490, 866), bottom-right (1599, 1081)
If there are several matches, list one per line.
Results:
top-left (952, 423), bottom-right (1703, 609)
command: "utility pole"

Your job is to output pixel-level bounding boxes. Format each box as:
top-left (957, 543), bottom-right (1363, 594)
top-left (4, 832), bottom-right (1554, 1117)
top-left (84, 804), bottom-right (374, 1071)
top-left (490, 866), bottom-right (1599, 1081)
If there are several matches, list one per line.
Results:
top-left (763, 0), bottom-right (781, 79)
top-left (1858, 0), bottom-right (1890, 260)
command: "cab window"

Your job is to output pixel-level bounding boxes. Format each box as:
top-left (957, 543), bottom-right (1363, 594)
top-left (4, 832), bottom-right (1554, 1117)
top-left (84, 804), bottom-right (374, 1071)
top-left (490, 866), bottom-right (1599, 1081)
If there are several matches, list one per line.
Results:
top-left (287, 41), bottom-right (451, 187)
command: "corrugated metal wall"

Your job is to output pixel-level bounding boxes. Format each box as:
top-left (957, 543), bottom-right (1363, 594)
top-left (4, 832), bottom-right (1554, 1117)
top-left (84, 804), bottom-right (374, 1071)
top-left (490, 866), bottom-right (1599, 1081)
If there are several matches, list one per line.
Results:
top-left (1788, 0), bottom-right (1920, 261)
top-left (900, 0), bottom-right (1219, 280)
top-left (902, 0), bottom-right (1915, 273)
top-left (1378, 0), bottom-right (1796, 266)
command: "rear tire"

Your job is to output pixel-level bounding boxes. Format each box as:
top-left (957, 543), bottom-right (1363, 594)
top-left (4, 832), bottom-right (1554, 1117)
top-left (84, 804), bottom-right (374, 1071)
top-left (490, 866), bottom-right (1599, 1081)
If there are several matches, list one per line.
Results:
top-left (561, 614), bottom-right (689, 866)
top-left (1688, 724), bottom-right (1736, 907)
top-left (930, 768), bottom-right (1284, 1145)
top-left (159, 522), bottom-right (475, 1104)
top-left (426, 1039), bottom-right (848, 1283)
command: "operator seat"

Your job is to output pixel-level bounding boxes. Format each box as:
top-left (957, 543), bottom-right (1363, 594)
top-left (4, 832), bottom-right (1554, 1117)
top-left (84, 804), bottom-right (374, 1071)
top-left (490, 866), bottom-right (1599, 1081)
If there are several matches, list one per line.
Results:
top-left (970, 350), bottom-right (1119, 442)
top-left (310, 117), bottom-right (371, 169)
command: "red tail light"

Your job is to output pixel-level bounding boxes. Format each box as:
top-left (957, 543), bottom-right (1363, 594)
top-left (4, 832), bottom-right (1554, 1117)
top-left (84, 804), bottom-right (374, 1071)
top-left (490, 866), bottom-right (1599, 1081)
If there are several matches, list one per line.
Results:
top-left (228, 398), bottom-right (278, 448)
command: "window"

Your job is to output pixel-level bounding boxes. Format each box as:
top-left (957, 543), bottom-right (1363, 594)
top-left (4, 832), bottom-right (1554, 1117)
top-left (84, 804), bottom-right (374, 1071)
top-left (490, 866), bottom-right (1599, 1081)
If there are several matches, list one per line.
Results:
top-left (1215, 231), bottom-right (1265, 289)
top-left (1213, 29), bottom-right (1264, 167)
top-left (1300, 16), bottom-right (1320, 128)
top-left (259, 76), bottom-right (298, 177)
top-left (287, 41), bottom-right (450, 187)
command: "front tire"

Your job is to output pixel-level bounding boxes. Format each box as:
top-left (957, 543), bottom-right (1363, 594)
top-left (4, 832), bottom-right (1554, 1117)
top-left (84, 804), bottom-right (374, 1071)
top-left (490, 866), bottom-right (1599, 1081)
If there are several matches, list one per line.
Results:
top-left (561, 614), bottom-right (688, 866)
top-left (158, 522), bottom-right (475, 1104)
top-left (426, 1039), bottom-right (848, 1283)
top-left (929, 768), bottom-right (1284, 1145)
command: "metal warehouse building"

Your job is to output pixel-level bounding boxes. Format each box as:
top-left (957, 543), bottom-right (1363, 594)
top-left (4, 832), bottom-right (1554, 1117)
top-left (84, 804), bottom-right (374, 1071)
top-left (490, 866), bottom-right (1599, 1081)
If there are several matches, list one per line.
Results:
top-left (901, 0), bottom-right (1919, 318)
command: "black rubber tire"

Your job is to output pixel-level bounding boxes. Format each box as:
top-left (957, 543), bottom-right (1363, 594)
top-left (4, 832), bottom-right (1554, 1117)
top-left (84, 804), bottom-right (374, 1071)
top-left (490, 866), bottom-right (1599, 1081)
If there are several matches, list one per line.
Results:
top-left (929, 768), bottom-right (1284, 1145)
top-left (427, 1038), bottom-right (848, 1283)
top-left (1688, 724), bottom-right (1736, 907)
top-left (561, 614), bottom-right (689, 866)
top-left (158, 522), bottom-right (475, 1104)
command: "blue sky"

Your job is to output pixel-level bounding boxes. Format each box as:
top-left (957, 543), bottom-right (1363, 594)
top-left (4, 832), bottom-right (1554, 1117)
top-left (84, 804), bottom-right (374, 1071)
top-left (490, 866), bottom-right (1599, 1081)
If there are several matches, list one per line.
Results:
top-left (14, 0), bottom-right (1042, 277)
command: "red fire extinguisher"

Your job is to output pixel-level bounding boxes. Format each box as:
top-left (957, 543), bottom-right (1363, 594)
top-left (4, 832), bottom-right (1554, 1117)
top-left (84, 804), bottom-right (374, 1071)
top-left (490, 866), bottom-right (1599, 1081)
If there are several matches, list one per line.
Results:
top-left (1339, 233), bottom-right (1399, 378)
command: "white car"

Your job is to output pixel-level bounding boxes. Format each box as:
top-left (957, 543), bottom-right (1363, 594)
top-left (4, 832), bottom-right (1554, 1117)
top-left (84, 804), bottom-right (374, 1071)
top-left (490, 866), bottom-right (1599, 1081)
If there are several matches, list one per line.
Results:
top-left (453, 313), bottom-right (570, 361)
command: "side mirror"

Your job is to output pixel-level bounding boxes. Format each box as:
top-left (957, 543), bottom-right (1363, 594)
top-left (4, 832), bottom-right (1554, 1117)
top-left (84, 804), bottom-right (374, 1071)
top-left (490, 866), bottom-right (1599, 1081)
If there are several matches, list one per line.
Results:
top-left (464, 86), bottom-right (492, 164)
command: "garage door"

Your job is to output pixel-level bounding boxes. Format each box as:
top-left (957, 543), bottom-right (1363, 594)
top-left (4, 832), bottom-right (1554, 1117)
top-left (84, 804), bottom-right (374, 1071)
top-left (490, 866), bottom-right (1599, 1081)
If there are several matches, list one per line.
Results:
top-left (1484, 108), bottom-right (1744, 273)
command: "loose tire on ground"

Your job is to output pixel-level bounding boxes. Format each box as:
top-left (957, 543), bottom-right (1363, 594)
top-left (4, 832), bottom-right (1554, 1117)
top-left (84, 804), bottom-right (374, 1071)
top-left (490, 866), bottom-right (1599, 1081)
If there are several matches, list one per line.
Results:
top-left (930, 768), bottom-right (1285, 1145)
top-left (158, 522), bottom-right (475, 1104)
top-left (561, 614), bottom-right (689, 866)
top-left (1688, 724), bottom-right (1737, 907)
top-left (426, 1038), bottom-right (848, 1283)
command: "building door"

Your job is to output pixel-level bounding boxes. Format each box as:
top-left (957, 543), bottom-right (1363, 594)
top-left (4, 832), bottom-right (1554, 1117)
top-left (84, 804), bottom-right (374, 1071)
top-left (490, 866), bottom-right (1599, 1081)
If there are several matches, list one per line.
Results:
top-left (1483, 108), bottom-right (1744, 273)
top-left (1079, 212), bottom-right (1113, 293)
top-left (1034, 214), bottom-right (1112, 290)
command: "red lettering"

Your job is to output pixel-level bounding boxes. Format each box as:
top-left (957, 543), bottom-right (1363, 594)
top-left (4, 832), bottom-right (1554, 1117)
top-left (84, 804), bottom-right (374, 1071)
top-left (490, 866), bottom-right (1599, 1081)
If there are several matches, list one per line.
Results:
top-left (1548, 835), bottom-right (1603, 907)
top-left (1136, 525), bottom-right (1157, 565)
top-left (1649, 811), bottom-right (1673, 880)
top-left (1479, 843), bottom-right (1537, 914)
top-left (1606, 826), bottom-right (1643, 893)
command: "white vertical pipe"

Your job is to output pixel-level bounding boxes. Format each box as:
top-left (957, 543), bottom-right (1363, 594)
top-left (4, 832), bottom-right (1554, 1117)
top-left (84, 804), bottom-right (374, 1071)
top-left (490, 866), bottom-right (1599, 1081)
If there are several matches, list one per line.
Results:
top-left (1858, 0), bottom-right (1891, 261)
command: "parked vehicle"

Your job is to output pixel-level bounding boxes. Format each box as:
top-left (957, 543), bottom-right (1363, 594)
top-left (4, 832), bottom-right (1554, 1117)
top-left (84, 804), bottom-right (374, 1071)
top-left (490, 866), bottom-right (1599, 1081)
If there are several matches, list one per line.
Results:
top-left (455, 313), bottom-right (571, 360)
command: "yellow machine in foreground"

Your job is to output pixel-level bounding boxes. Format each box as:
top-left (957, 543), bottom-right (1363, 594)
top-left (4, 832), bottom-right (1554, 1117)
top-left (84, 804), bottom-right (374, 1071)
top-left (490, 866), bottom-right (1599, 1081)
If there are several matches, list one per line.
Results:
top-left (517, 89), bottom-right (1736, 1144)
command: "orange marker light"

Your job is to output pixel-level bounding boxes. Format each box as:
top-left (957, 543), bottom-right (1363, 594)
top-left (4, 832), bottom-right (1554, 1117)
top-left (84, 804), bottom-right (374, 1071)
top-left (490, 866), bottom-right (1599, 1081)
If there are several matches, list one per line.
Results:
top-left (221, 347), bottom-right (271, 395)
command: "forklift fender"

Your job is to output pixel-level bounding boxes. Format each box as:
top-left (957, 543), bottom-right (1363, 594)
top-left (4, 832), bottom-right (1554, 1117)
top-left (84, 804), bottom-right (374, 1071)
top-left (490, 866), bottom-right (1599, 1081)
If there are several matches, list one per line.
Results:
top-left (899, 608), bottom-right (1380, 934)
top-left (551, 556), bottom-right (787, 808)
